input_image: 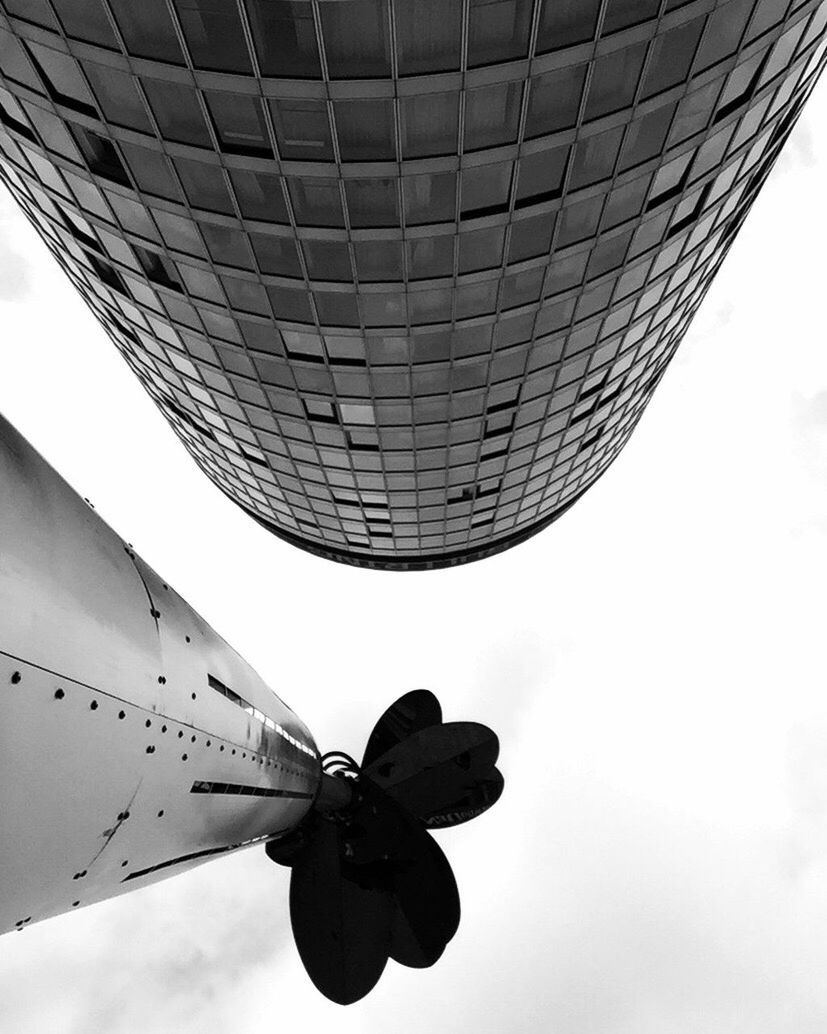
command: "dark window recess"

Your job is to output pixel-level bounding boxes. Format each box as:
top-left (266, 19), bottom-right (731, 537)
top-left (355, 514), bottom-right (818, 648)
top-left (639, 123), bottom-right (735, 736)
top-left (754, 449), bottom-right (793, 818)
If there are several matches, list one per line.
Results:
top-left (60, 210), bottom-right (101, 252)
top-left (571, 400), bottom-right (598, 425)
top-left (598, 382), bottom-right (623, 409)
top-left (480, 441), bottom-right (510, 461)
top-left (580, 425), bottom-right (605, 450)
top-left (285, 344), bottom-right (325, 364)
top-left (133, 244), bottom-right (181, 291)
top-left (471, 512), bottom-right (494, 527)
top-left (296, 516), bottom-right (317, 529)
top-left (240, 447), bottom-right (268, 467)
top-left (713, 53), bottom-right (768, 124)
top-left (24, 45), bottom-right (97, 118)
top-left (667, 182), bottom-right (711, 239)
top-left (191, 780), bottom-right (313, 799)
top-left (85, 252), bottom-right (127, 295)
top-left (483, 413), bottom-right (515, 438)
top-left (303, 399), bottom-right (339, 424)
top-left (123, 843), bottom-right (236, 881)
top-left (449, 480), bottom-right (502, 504)
top-left (208, 672), bottom-right (243, 705)
top-left (647, 157), bottom-right (692, 212)
top-left (580, 372), bottom-right (608, 400)
top-left (346, 430), bottom-right (380, 452)
top-left (164, 397), bottom-right (216, 440)
top-left (368, 527), bottom-right (393, 538)
top-left (0, 98), bottom-right (36, 142)
top-left (70, 126), bottom-right (130, 186)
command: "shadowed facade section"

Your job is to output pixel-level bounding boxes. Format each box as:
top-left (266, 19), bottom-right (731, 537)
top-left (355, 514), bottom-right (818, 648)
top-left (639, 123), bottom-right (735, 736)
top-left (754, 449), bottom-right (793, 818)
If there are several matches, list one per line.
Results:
top-left (0, 0), bottom-right (824, 568)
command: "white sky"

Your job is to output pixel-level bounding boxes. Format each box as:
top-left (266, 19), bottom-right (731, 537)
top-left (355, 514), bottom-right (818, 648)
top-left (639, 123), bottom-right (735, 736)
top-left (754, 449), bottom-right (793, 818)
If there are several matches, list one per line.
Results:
top-left (1, 77), bottom-right (827, 1034)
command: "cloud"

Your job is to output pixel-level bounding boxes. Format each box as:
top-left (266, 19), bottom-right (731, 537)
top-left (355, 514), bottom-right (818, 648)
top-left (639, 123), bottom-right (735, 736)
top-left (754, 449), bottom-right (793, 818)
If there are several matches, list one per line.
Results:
top-left (0, 188), bottom-right (32, 301)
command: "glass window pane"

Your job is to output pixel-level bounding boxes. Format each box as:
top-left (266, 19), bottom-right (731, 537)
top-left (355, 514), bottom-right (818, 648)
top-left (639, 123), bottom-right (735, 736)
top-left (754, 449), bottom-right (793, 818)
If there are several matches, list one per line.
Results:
top-left (270, 98), bottom-right (333, 161)
top-left (515, 146), bottom-right (568, 206)
top-left (153, 209), bottom-right (206, 255)
top-left (468, 0), bottom-right (533, 66)
top-left (303, 239), bottom-right (352, 280)
top-left (200, 222), bottom-right (255, 267)
top-left (229, 168), bottom-right (289, 222)
top-left (3, 0), bottom-right (59, 31)
top-left (172, 0), bottom-right (253, 73)
top-left (402, 172), bottom-right (456, 225)
top-left (25, 42), bottom-right (96, 114)
top-left (460, 162), bottom-right (512, 218)
top-left (319, 0), bottom-right (391, 78)
top-left (345, 177), bottom-right (399, 227)
top-left (268, 284), bottom-right (314, 322)
top-left (315, 290), bottom-right (360, 327)
top-left (109, 0), bottom-right (186, 63)
top-left (334, 99), bottom-right (395, 161)
top-left (174, 157), bottom-right (234, 213)
top-left (354, 240), bottom-right (403, 281)
top-left (120, 141), bottom-right (181, 198)
top-left (464, 81), bottom-right (522, 151)
top-left (50, 0), bottom-right (118, 47)
top-left (508, 212), bottom-right (554, 263)
top-left (694, 0), bottom-right (753, 71)
top-left (602, 0), bottom-right (660, 34)
top-left (407, 236), bottom-right (454, 279)
top-left (602, 176), bottom-right (649, 228)
top-left (399, 92), bottom-right (459, 159)
top-left (536, 0), bottom-right (600, 52)
top-left (395, 0), bottom-right (462, 74)
top-left (288, 177), bottom-right (345, 227)
top-left (584, 43), bottom-right (647, 121)
top-left (82, 63), bottom-right (153, 133)
top-left (205, 92), bottom-right (272, 157)
top-left (618, 104), bottom-right (676, 171)
top-left (250, 233), bottom-right (302, 276)
top-left (557, 196), bottom-right (601, 246)
top-left (526, 65), bottom-right (587, 138)
top-left (244, 1), bottom-right (321, 77)
top-left (409, 287), bottom-right (453, 324)
top-left (640, 18), bottom-right (705, 100)
top-left (458, 226), bottom-right (505, 272)
top-left (568, 126), bottom-right (624, 189)
top-left (143, 80), bottom-right (212, 147)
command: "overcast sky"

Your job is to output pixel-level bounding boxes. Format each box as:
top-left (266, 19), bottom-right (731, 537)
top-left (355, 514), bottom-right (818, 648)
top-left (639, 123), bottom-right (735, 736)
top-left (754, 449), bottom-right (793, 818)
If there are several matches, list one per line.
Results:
top-left (1, 77), bottom-right (827, 1034)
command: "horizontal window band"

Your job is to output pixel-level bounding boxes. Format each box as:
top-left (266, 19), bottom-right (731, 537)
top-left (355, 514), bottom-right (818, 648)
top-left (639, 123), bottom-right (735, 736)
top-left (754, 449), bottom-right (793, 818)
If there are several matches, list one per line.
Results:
top-left (190, 780), bottom-right (313, 800)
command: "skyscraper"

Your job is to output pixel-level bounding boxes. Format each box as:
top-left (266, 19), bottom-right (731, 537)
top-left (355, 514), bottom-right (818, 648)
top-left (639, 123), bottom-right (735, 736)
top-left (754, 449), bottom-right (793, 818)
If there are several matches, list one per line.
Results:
top-left (0, 0), bottom-right (824, 570)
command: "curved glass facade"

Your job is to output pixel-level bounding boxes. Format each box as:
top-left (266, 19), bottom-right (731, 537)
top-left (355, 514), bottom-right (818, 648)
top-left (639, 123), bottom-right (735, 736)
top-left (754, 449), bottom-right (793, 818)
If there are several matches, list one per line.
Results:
top-left (0, 0), bottom-right (824, 569)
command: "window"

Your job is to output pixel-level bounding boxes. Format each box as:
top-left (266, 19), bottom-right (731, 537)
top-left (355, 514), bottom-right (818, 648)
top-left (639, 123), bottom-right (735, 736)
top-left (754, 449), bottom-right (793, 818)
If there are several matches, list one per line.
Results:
top-left (354, 240), bottom-right (403, 281)
top-left (319, 0), bottom-right (391, 78)
top-left (304, 399), bottom-right (338, 424)
top-left (25, 42), bottom-right (97, 117)
top-left (584, 43), bottom-right (647, 121)
top-left (288, 177), bottom-right (345, 227)
top-left (396, 0), bottom-right (462, 74)
top-left (568, 126), bottom-right (624, 190)
top-left (334, 99), bottom-right (396, 161)
top-left (120, 141), bottom-right (180, 198)
top-left (693, 0), bottom-right (753, 71)
top-left (339, 402), bottom-right (376, 426)
top-left (303, 239), bottom-right (352, 281)
top-left (174, 157), bottom-right (234, 214)
top-left (536, 0), bottom-right (600, 52)
top-left (86, 252), bottom-right (127, 294)
top-left (460, 162), bottom-right (512, 219)
top-left (143, 81), bottom-right (211, 147)
top-left (468, 0), bottom-right (533, 66)
top-left (618, 105), bottom-right (676, 171)
top-left (603, 0), bottom-right (660, 33)
top-left (556, 196), bottom-right (601, 246)
top-left (172, 0), bottom-right (253, 73)
top-left (250, 234), bottom-right (302, 277)
top-left (245, 1), bottom-right (321, 77)
top-left (109, 0), bottom-right (186, 63)
top-left (525, 65), bottom-right (587, 138)
top-left (71, 126), bottom-right (130, 186)
top-left (508, 213), bottom-right (554, 263)
top-left (515, 146), bottom-right (568, 207)
top-left (200, 223), bottom-right (254, 268)
top-left (399, 92), bottom-right (459, 159)
top-left (402, 172), bottom-right (456, 225)
top-left (50, 0), bottom-right (119, 48)
top-left (458, 226), bottom-right (505, 273)
top-left (206, 92), bottom-right (272, 157)
top-left (640, 17), bottom-right (705, 100)
top-left (407, 235), bottom-right (454, 279)
top-left (464, 81), bottom-right (523, 151)
top-left (134, 244), bottom-right (181, 291)
top-left (83, 63), bottom-right (153, 134)
top-left (228, 169), bottom-right (288, 222)
top-left (270, 98), bottom-right (333, 161)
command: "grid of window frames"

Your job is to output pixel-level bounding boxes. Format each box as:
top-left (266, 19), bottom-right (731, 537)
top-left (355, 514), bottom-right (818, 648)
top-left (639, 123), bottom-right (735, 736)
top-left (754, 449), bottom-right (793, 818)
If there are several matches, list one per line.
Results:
top-left (0, 0), bottom-right (824, 569)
